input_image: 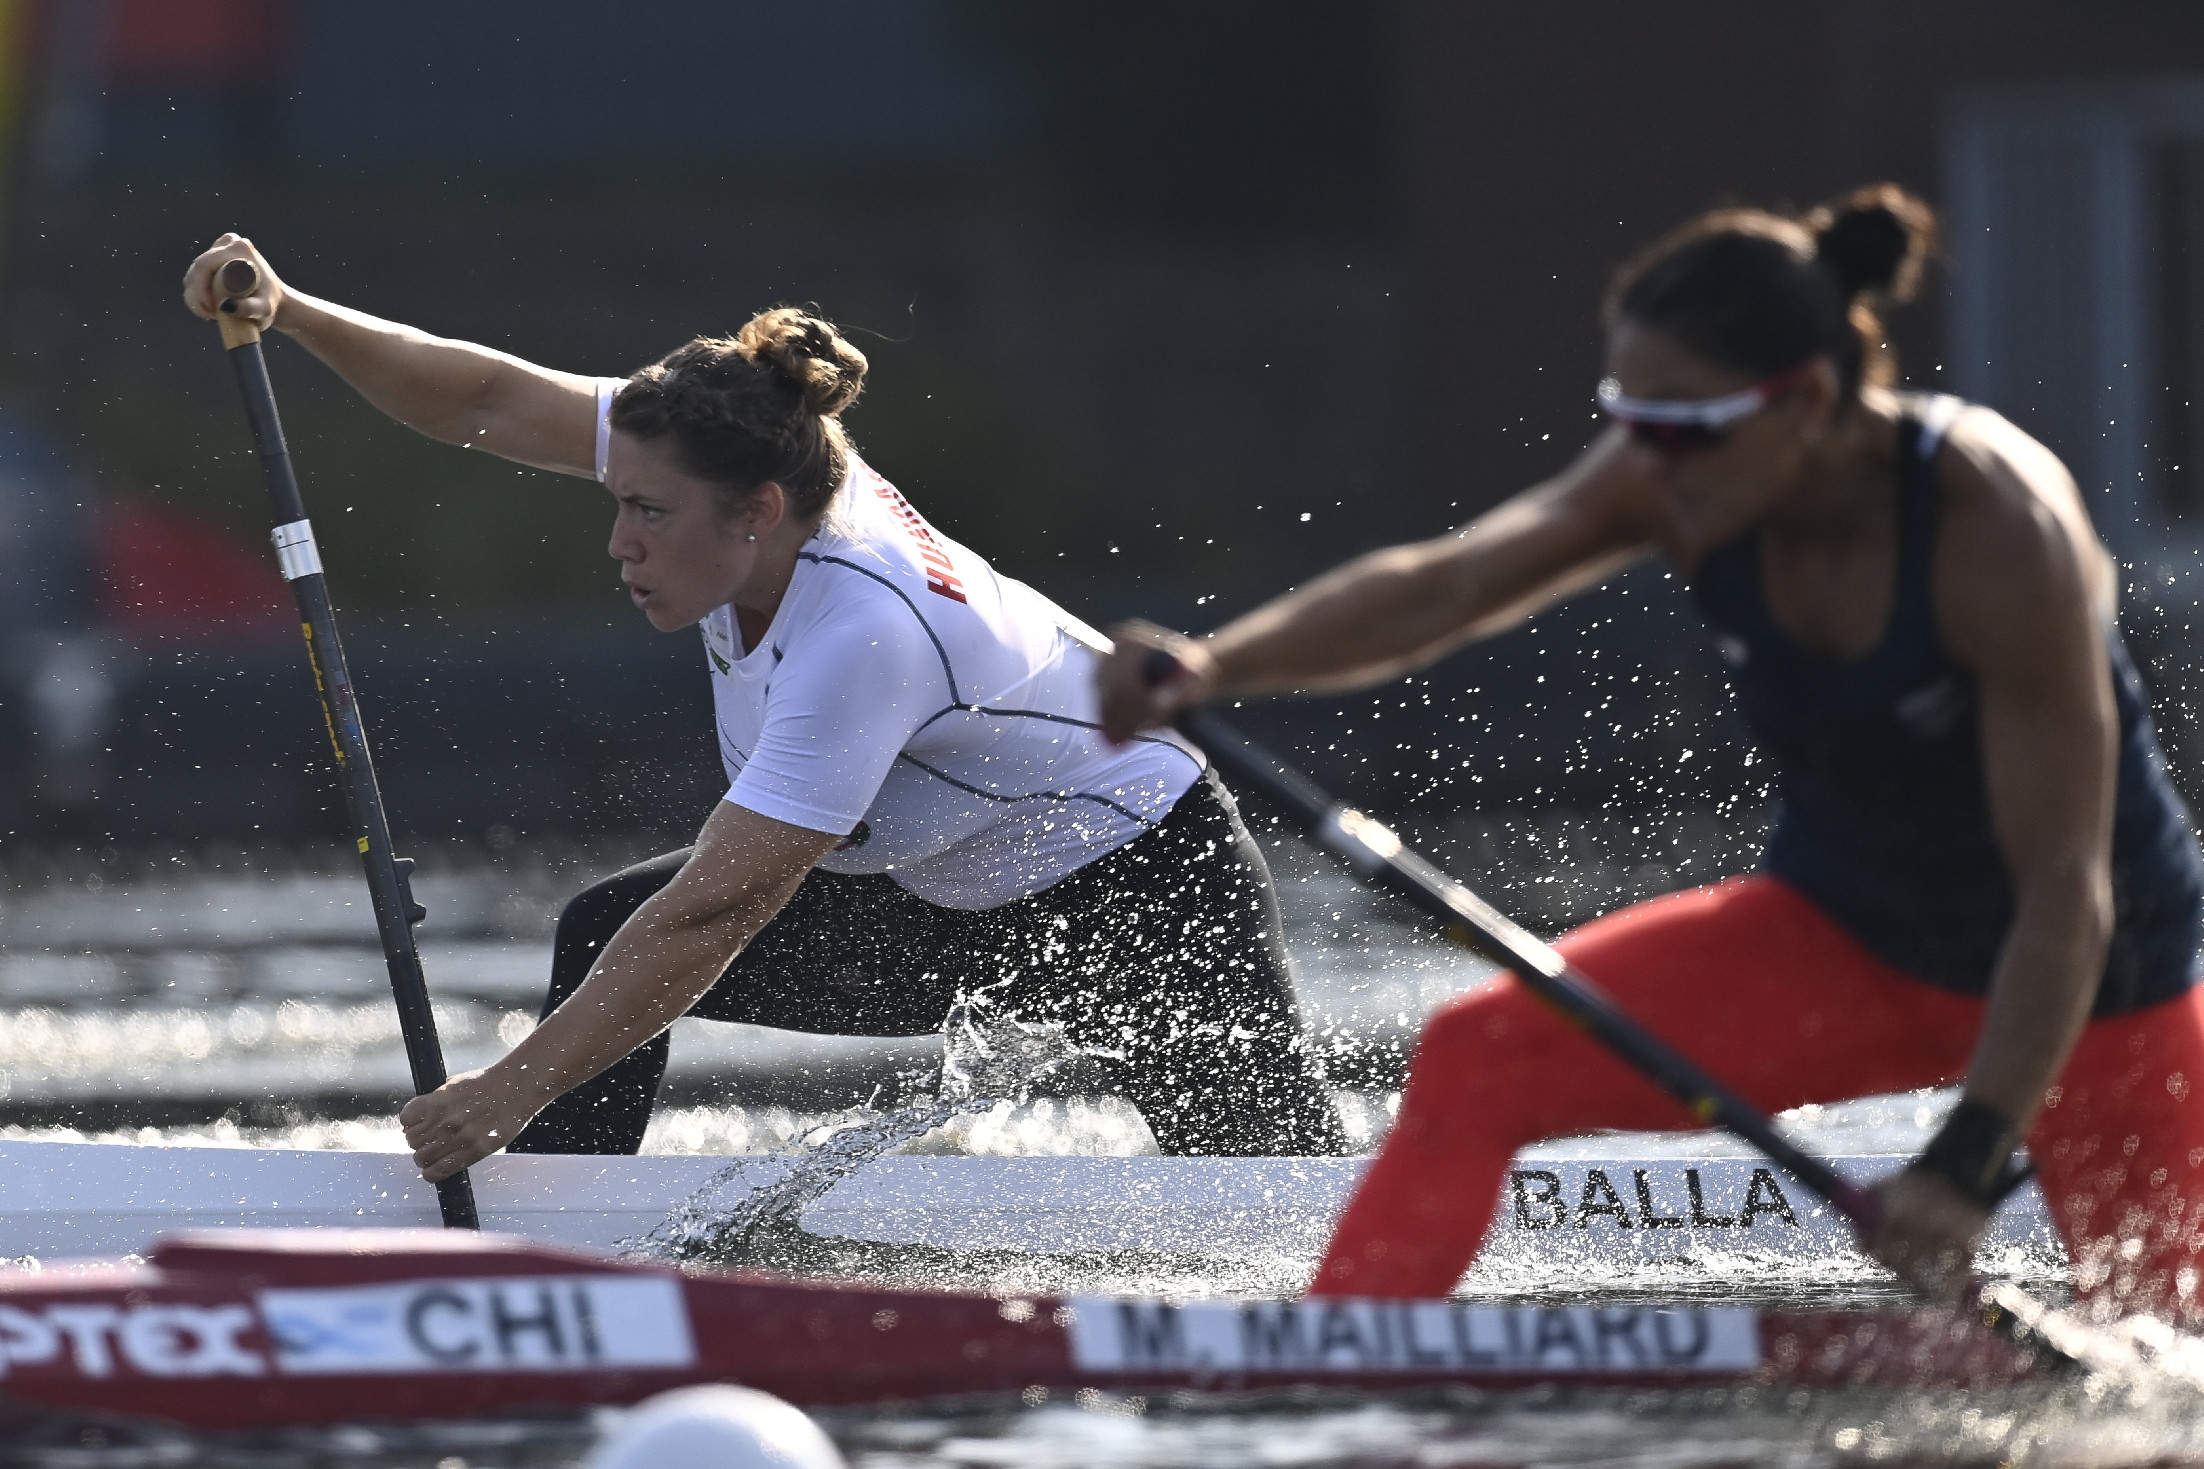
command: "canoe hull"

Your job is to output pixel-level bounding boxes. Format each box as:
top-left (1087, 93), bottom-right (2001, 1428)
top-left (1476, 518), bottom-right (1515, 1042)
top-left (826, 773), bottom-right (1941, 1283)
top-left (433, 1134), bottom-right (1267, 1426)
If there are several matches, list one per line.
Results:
top-left (0, 1229), bottom-right (2046, 1430)
top-left (0, 1140), bottom-right (2060, 1263)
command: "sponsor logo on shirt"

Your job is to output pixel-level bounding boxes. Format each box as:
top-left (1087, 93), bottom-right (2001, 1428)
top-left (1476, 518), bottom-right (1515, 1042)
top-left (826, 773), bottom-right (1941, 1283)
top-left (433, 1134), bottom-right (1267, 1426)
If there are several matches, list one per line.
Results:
top-left (701, 615), bottom-right (735, 674)
top-left (1894, 675), bottom-right (1970, 737)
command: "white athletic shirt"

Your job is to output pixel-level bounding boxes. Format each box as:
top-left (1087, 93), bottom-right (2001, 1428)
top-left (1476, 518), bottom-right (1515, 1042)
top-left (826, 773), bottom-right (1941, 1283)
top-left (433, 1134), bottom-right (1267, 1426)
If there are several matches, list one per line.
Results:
top-left (596, 380), bottom-right (1203, 909)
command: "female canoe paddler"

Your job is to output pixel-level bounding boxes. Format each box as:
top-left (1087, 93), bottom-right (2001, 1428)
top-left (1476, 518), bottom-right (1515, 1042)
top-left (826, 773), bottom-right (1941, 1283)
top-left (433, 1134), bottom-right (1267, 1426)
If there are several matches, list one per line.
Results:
top-left (183, 235), bottom-right (1345, 1170)
top-left (1101, 185), bottom-right (2204, 1318)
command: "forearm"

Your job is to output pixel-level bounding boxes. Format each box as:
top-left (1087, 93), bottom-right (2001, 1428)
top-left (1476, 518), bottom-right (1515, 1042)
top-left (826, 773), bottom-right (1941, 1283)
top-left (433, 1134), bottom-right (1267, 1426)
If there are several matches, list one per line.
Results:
top-left (276, 291), bottom-right (508, 440)
top-left (1205, 480), bottom-right (1647, 699)
top-left (1962, 868), bottom-right (2111, 1128)
top-left (399, 804), bottom-right (837, 1177)
top-left (495, 889), bottom-right (772, 1108)
top-left (274, 290), bottom-right (597, 471)
top-left (1097, 442), bottom-right (1649, 743)
top-left (1204, 544), bottom-right (1481, 697)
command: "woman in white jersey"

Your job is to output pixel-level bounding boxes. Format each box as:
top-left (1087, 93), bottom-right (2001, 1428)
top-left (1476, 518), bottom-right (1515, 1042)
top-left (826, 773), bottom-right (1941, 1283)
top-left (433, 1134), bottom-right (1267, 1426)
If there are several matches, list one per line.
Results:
top-left (184, 235), bottom-right (1344, 1173)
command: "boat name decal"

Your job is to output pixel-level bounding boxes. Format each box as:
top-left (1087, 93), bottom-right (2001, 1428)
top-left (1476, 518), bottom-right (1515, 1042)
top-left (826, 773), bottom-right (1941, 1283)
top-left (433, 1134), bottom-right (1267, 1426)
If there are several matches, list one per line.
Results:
top-left (1066, 1297), bottom-right (1760, 1376)
top-left (1509, 1166), bottom-right (1800, 1231)
top-left (259, 1274), bottom-right (696, 1375)
top-left (0, 1302), bottom-right (264, 1378)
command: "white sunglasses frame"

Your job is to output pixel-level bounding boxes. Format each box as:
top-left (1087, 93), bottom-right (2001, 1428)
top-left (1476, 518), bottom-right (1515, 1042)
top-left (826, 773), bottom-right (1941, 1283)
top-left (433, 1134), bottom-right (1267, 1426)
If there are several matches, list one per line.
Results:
top-left (1595, 376), bottom-right (1783, 427)
top-left (1593, 358), bottom-right (1822, 430)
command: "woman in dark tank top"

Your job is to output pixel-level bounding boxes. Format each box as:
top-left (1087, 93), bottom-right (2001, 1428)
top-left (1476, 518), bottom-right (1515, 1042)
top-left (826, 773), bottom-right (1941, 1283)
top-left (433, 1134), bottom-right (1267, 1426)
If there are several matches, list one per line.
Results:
top-left (1688, 392), bottom-right (2203, 1015)
top-left (1102, 184), bottom-right (2204, 1322)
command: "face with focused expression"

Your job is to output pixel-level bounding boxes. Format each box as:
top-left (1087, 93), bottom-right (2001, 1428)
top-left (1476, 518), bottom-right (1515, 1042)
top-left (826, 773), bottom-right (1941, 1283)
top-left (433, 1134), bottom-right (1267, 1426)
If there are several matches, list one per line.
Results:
top-left (604, 429), bottom-right (779, 632)
top-left (1605, 320), bottom-right (1840, 558)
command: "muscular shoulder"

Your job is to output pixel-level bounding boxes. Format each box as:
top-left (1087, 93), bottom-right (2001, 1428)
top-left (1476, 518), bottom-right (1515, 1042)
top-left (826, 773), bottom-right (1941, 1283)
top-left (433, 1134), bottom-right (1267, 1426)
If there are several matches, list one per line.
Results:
top-left (1932, 405), bottom-right (2111, 677)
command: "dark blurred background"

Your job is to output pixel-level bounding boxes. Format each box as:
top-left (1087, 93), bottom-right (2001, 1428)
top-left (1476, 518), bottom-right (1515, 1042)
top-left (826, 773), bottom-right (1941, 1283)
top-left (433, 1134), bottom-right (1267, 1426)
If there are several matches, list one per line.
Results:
top-left (1, 0), bottom-right (2202, 861)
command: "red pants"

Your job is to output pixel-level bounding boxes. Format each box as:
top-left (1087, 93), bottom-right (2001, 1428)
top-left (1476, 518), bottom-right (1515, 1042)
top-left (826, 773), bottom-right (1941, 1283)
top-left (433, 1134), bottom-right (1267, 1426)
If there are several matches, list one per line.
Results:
top-left (1314, 875), bottom-right (2204, 1319)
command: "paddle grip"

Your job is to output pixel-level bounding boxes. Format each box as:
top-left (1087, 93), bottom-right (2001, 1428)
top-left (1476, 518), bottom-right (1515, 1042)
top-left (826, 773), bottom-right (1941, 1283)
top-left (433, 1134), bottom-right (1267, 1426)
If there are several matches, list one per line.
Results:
top-left (214, 257), bottom-right (263, 349)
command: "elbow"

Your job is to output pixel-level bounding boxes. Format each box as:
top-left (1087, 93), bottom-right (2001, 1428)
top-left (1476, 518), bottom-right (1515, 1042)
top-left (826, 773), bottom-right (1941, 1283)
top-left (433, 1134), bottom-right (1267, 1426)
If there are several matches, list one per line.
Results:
top-left (1403, 545), bottom-right (1472, 612)
top-left (1380, 546), bottom-right (1484, 652)
top-left (443, 379), bottom-right (509, 449)
top-left (655, 870), bottom-right (789, 946)
top-left (659, 889), bottom-right (755, 941)
top-left (2070, 858), bottom-right (2115, 951)
top-left (2080, 873), bottom-right (2114, 954)
top-left (418, 345), bottom-right (511, 448)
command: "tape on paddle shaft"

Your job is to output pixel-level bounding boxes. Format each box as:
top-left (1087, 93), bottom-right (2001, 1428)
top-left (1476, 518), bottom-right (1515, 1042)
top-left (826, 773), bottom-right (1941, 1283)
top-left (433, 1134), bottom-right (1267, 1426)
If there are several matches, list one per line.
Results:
top-left (270, 519), bottom-right (324, 581)
top-left (1317, 805), bottom-right (1402, 875)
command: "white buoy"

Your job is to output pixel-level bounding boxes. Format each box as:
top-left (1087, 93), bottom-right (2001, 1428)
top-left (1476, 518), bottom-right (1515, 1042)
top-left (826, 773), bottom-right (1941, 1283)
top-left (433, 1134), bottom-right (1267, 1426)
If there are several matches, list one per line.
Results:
top-left (587, 1385), bottom-right (846, 1469)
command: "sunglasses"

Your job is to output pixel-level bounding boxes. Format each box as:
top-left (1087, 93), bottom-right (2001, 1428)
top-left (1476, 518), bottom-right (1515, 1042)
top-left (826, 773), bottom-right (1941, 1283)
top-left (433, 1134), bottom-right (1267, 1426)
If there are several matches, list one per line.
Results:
top-left (1595, 362), bottom-right (1815, 453)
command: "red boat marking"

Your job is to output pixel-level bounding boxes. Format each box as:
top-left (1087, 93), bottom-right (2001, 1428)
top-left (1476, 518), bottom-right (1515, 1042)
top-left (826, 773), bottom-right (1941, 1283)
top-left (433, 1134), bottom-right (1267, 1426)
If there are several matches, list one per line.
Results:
top-left (0, 1229), bottom-right (2050, 1430)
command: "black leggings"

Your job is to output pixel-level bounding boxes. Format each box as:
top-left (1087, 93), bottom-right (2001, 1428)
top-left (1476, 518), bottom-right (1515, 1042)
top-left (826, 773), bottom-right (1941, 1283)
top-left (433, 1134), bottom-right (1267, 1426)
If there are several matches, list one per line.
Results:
top-left (507, 773), bottom-right (1345, 1157)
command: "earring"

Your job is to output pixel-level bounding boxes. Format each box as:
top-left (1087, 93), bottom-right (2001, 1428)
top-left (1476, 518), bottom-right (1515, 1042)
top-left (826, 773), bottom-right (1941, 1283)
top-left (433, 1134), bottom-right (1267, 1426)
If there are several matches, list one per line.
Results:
top-left (746, 534), bottom-right (757, 542)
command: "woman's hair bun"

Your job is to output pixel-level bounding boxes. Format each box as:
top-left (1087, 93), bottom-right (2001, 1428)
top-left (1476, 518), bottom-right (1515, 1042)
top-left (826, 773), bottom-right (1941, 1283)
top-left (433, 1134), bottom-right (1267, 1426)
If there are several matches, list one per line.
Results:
top-left (613, 305), bottom-right (869, 521)
top-left (1810, 183), bottom-right (1935, 304)
top-left (736, 307), bottom-right (867, 418)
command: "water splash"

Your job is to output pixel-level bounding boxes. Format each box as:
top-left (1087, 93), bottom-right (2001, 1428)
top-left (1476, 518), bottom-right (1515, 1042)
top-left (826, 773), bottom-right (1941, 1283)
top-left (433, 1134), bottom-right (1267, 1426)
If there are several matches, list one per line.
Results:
top-left (625, 995), bottom-right (1114, 1266)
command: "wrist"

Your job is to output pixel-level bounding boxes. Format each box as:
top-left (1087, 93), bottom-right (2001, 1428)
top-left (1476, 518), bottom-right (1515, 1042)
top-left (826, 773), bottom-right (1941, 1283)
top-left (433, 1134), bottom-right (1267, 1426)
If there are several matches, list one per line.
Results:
top-left (1907, 1096), bottom-right (2031, 1209)
top-left (1178, 636), bottom-right (1224, 699)
top-left (1187, 634), bottom-right (1253, 701)
top-left (491, 1046), bottom-right (568, 1110)
top-left (268, 286), bottom-right (322, 338)
top-left (1133, 627), bottom-right (1220, 700)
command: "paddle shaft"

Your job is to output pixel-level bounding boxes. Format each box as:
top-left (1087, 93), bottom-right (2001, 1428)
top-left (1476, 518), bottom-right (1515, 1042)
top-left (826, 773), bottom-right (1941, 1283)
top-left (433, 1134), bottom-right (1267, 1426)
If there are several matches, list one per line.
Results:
top-left (214, 262), bottom-right (478, 1230)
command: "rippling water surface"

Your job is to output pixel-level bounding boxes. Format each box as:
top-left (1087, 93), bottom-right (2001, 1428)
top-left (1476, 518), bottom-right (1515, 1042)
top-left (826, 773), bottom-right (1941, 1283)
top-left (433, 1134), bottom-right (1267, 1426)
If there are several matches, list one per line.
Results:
top-left (4, 836), bottom-right (2202, 1466)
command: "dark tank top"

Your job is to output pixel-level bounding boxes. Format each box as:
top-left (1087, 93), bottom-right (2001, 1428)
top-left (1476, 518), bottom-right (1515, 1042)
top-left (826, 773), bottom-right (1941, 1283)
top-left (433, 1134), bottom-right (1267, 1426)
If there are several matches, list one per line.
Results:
top-left (1688, 395), bottom-right (2203, 1015)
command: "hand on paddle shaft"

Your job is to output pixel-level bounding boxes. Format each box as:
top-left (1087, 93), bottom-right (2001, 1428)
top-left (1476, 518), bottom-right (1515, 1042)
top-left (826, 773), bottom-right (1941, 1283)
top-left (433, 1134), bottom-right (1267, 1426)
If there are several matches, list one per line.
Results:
top-left (1098, 620), bottom-right (1219, 745)
top-left (1868, 1169), bottom-right (1995, 1302)
top-left (400, 1068), bottom-right (556, 1183)
top-left (182, 233), bottom-right (287, 332)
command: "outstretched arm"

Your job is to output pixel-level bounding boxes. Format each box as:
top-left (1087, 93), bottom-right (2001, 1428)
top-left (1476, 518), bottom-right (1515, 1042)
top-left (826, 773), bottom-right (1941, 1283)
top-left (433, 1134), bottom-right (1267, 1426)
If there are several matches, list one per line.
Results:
top-left (1098, 429), bottom-right (1660, 740)
top-left (183, 233), bottom-right (602, 478)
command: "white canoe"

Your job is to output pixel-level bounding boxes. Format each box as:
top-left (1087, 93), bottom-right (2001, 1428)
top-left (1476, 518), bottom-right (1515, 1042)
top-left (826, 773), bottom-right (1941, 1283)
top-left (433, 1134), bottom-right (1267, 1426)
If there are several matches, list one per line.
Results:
top-left (0, 1138), bottom-right (2058, 1265)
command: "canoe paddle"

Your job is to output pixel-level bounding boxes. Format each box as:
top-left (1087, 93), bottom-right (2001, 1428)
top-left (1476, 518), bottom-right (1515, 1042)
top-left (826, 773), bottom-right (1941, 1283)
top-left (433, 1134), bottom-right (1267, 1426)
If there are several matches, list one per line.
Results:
top-left (1172, 695), bottom-right (2189, 1381)
top-left (211, 257), bottom-right (479, 1230)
